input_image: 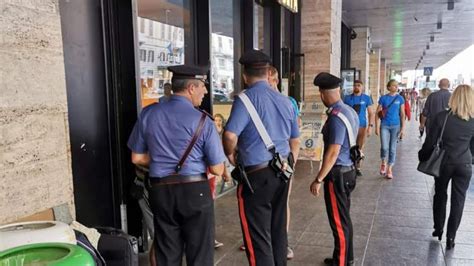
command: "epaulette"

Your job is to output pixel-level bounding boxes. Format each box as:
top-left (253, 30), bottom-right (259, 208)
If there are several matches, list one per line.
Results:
top-left (325, 107), bottom-right (341, 116)
top-left (197, 108), bottom-right (214, 120)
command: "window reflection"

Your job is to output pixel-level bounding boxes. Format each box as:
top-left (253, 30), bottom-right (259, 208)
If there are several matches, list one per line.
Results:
top-left (136, 0), bottom-right (189, 109)
top-left (210, 0), bottom-right (235, 104)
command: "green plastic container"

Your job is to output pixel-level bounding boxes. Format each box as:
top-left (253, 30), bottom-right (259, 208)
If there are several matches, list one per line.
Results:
top-left (0, 243), bottom-right (95, 266)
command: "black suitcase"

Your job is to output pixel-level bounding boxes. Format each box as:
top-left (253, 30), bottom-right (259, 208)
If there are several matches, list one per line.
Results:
top-left (96, 227), bottom-right (139, 266)
top-left (74, 230), bottom-right (106, 266)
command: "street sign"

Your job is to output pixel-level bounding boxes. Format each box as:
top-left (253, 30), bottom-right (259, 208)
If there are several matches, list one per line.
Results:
top-left (423, 67), bottom-right (433, 76)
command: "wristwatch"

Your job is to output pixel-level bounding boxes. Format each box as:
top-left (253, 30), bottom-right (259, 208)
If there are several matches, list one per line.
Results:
top-left (369, 124), bottom-right (374, 127)
top-left (315, 178), bottom-right (323, 184)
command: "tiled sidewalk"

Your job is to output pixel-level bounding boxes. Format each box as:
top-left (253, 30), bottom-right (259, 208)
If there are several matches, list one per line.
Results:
top-left (214, 119), bottom-right (474, 265)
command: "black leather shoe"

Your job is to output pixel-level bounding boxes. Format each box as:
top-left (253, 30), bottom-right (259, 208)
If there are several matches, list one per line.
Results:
top-left (446, 238), bottom-right (455, 250)
top-left (324, 257), bottom-right (354, 265)
top-left (432, 229), bottom-right (443, 241)
top-left (356, 169), bottom-right (363, 176)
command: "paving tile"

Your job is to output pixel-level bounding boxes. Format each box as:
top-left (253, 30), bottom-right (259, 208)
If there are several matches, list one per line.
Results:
top-left (376, 205), bottom-right (433, 218)
top-left (373, 214), bottom-right (434, 229)
top-left (364, 237), bottom-right (445, 266)
top-left (370, 223), bottom-right (435, 242)
top-left (443, 243), bottom-right (474, 260)
top-left (446, 258), bottom-right (474, 266)
top-left (208, 120), bottom-right (474, 265)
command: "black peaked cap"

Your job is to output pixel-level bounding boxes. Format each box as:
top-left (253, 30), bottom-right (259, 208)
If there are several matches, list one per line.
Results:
top-left (313, 72), bottom-right (342, 90)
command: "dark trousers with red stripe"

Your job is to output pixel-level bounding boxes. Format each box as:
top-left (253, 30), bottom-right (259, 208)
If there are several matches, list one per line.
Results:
top-left (237, 167), bottom-right (289, 266)
top-left (323, 167), bottom-right (357, 266)
top-left (148, 180), bottom-right (214, 266)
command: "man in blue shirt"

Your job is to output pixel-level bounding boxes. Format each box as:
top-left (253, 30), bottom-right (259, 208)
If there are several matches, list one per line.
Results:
top-left (310, 72), bottom-right (359, 266)
top-left (343, 80), bottom-right (374, 176)
top-left (223, 50), bottom-right (300, 265)
top-left (128, 65), bottom-right (225, 266)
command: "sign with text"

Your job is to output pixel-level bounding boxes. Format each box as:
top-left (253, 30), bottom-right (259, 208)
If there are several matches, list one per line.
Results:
top-left (299, 102), bottom-right (326, 161)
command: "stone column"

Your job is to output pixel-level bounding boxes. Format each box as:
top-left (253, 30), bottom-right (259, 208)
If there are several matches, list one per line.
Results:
top-left (369, 49), bottom-right (381, 100)
top-left (301, 0), bottom-right (342, 101)
top-left (350, 27), bottom-right (370, 88)
top-left (379, 58), bottom-right (387, 96)
top-left (0, 0), bottom-right (74, 224)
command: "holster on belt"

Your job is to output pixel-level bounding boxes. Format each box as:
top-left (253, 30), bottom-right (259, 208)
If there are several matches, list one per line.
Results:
top-left (269, 151), bottom-right (295, 182)
top-left (231, 154), bottom-right (255, 194)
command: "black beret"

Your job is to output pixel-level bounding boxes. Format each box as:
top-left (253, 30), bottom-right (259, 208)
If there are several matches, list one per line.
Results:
top-left (239, 50), bottom-right (271, 69)
top-left (168, 65), bottom-right (208, 82)
top-left (313, 72), bottom-right (342, 90)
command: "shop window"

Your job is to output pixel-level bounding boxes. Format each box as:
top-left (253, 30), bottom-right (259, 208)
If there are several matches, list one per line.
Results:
top-left (211, 0), bottom-right (235, 106)
top-left (139, 17), bottom-right (145, 33)
top-left (139, 49), bottom-right (146, 62)
top-left (218, 58), bottom-right (225, 69)
top-left (148, 20), bottom-right (153, 36)
top-left (210, 0), bottom-right (238, 195)
top-left (147, 50), bottom-right (154, 63)
top-left (136, 0), bottom-right (189, 109)
top-left (254, 3), bottom-right (265, 50)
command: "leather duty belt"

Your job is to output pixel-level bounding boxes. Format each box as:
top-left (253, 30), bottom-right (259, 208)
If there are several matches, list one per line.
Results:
top-left (333, 165), bottom-right (355, 173)
top-left (244, 162), bottom-right (270, 174)
top-left (149, 174), bottom-right (207, 186)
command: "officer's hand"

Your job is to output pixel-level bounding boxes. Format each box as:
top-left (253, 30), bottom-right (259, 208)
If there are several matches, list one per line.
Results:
top-left (375, 127), bottom-right (380, 136)
top-left (310, 180), bottom-right (322, 196)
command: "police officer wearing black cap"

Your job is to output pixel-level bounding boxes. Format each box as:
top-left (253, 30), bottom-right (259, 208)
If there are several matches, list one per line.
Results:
top-left (309, 72), bottom-right (359, 266)
top-left (223, 50), bottom-right (300, 265)
top-left (128, 65), bottom-right (226, 266)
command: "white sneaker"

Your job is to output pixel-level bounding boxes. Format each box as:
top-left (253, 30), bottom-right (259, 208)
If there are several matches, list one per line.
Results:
top-left (214, 240), bottom-right (224, 249)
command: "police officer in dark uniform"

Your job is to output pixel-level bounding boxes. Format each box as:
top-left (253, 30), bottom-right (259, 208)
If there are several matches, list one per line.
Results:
top-left (309, 72), bottom-right (359, 266)
top-left (223, 50), bottom-right (300, 266)
top-left (127, 65), bottom-right (226, 266)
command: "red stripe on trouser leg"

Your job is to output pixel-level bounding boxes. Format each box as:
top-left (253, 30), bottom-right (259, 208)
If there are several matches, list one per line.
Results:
top-left (329, 181), bottom-right (346, 266)
top-left (237, 185), bottom-right (256, 266)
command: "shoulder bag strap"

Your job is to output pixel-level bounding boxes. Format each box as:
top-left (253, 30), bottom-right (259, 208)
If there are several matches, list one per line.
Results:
top-left (175, 112), bottom-right (207, 173)
top-left (386, 95), bottom-right (399, 109)
top-left (335, 112), bottom-right (357, 147)
top-left (239, 93), bottom-right (276, 153)
top-left (436, 111), bottom-right (450, 146)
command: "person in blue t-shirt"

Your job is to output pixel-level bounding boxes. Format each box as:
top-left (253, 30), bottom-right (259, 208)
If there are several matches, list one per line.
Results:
top-left (375, 79), bottom-right (406, 179)
top-left (343, 80), bottom-right (375, 176)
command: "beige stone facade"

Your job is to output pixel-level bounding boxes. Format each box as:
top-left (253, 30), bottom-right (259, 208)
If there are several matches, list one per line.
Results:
top-left (0, 0), bottom-right (74, 224)
top-left (369, 49), bottom-right (381, 100)
top-left (301, 0), bottom-right (342, 101)
top-left (379, 58), bottom-right (387, 96)
top-left (350, 27), bottom-right (370, 88)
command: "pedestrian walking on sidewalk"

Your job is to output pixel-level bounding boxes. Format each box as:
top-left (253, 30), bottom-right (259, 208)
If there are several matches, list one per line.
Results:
top-left (419, 84), bottom-right (474, 250)
top-left (343, 80), bottom-right (375, 176)
top-left (375, 80), bottom-right (406, 179)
